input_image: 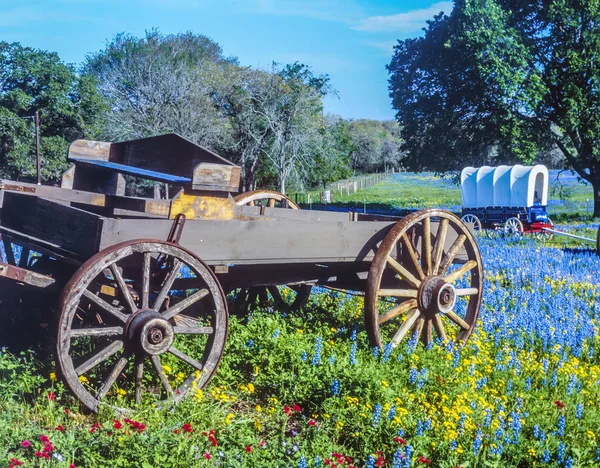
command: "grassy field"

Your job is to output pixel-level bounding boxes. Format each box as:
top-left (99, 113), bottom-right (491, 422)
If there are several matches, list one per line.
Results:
top-left (1, 172), bottom-right (600, 467)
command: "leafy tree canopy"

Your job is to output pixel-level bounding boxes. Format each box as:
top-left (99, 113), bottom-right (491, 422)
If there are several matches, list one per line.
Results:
top-left (388, 0), bottom-right (600, 215)
top-left (0, 41), bottom-right (104, 182)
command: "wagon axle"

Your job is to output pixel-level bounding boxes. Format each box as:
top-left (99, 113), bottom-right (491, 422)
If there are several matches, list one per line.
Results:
top-left (125, 309), bottom-right (175, 356)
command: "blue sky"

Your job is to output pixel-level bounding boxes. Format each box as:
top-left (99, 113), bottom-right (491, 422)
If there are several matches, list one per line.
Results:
top-left (1, 0), bottom-right (453, 120)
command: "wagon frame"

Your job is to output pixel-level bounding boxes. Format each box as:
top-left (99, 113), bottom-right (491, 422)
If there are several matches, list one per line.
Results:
top-left (0, 134), bottom-right (484, 412)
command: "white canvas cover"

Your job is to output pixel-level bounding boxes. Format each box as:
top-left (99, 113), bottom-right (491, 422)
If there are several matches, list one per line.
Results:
top-left (460, 167), bottom-right (478, 208)
top-left (475, 166), bottom-right (494, 208)
top-left (492, 166), bottom-right (511, 206)
top-left (460, 164), bottom-right (548, 209)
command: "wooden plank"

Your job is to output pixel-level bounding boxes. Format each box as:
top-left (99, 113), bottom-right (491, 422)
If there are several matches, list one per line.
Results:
top-left (237, 204), bottom-right (352, 222)
top-left (99, 218), bottom-right (397, 265)
top-left (1, 192), bottom-right (104, 258)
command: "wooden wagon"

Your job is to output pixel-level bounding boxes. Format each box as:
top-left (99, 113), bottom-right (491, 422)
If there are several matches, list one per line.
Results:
top-left (0, 134), bottom-right (484, 412)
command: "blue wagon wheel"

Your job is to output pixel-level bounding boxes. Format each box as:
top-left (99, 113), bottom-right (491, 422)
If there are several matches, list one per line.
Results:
top-left (460, 214), bottom-right (482, 237)
top-left (365, 210), bottom-right (483, 349)
top-left (504, 217), bottom-right (524, 239)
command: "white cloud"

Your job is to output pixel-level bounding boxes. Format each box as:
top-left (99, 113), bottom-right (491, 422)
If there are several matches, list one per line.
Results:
top-left (354, 1), bottom-right (453, 33)
top-left (364, 40), bottom-right (397, 54)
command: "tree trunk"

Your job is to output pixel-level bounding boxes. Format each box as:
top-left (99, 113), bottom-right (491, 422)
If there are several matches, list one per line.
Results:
top-left (279, 169), bottom-right (286, 194)
top-left (593, 181), bottom-right (600, 218)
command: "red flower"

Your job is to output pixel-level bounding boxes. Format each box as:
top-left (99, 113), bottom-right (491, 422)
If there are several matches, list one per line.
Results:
top-left (173, 429), bottom-right (180, 435)
top-left (209, 434), bottom-right (218, 447)
top-left (20, 440), bottom-right (31, 448)
top-left (554, 400), bottom-right (565, 409)
top-left (9, 459), bottom-right (23, 468)
top-left (55, 425), bottom-right (65, 432)
top-left (293, 403), bottom-right (301, 413)
top-left (113, 420), bottom-right (123, 430)
top-left (324, 460), bottom-right (331, 465)
top-left (245, 445), bottom-right (252, 453)
top-left (308, 419), bottom-right (316, 426)
top-left (204, 453), bottom-right (212, 460)
top-left (394, 436), bottom-right (407, 445)
top-left (47, 391), bottom-right (56, 401)
top-left (39, 435), bottom-right (50, 443)
top-left (182, 423), bottom-right (193, 433)
top-left (258, 439), bottom-right (266, 448)
top-left (418, 456), bottom-right (431, 464)
top-left (35, 452), bottom-right (51, 459)
top-left (90, 422), bottom-right (102, 433)
top-left (70, 465), bottom-right (77, 468)
top-left (43, 443), bottom-right (55, 453)
top-left (284, 406), bottom-right (292, 415)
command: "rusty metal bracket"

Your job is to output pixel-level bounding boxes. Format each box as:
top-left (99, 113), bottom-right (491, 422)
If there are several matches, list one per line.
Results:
top-left (167, 213), bottom-right (186, 245)
top-left (0, 262), bottom-right (56, 289)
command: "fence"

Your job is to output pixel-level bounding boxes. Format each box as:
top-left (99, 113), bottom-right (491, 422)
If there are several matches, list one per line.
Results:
top-left (289, 170), bottom-right (392, 206)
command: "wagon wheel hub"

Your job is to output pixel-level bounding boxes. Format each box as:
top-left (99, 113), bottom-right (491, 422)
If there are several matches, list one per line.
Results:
top-left (126, 309), bottom-right (174, 355)
top-left (418, 276), bottom-right (456, 316)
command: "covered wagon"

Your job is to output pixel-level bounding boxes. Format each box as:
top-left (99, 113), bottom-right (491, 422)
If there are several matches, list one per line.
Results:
top-left (460, 165), bottom-right (553, 239)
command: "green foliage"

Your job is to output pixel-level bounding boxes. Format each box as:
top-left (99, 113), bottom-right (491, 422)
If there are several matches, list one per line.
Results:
top-left (0, 42), bottom-right (105, 183)
top-left (388, 0), bottom-right (600, 215)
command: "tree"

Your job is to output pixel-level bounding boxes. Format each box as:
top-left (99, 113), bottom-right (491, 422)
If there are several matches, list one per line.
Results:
top-left (84, 30), bottom-right (234, 150)
top-left (0, 42), bottom-right (103, 183)
top-left (389, 0), bottom-right (600, 215)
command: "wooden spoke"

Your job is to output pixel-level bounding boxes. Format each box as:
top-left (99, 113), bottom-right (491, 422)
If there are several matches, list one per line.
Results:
top-left (378, 299), bottom-right (418, 325)
top-left (142, 252), bottom-right (151, 309)
top-left (267, 198), bottom-right (276, 208)
top-left (422, 217), bottom-right (432, 275)
top-left (377, 289), bottom-right (418, 298)
top-left (445, 311), bottom-right (470, 330)
top-left (75, 340), bottom-right (123, 376)
top-left (162, 289), bottom-right (209, 321)
top-left (456, 287), bottom-right (479, 296)
top-left (150, 355), bottom-right (174, 396)
top-left (401, 234), bottom-right (425, 280)
top-left (438, 234), bottom-right (466, 274)
top-left (82, 290), bottom-right (129, 323)
top-left (411, 315), bottom-right (425, 339)
top-left (433, 314), bottom-right (448, 341)
top-left (169, 346), bottom-right (204, 371)
top-left (432, 218), bottom-right (449, 275)
top-left (173, 325), bottom-right (214, 334)
top-left (386, 256), bottom-right (421, 289)
top-left (422, 318), bottom-right (433, 345)
top-left (70, 326), bottom-right (123, 338)
top-left (135, 357), bottom-right (144, 405)
top-left (390, 309), bottom-right (421, 347)
top-left (444, 260), bottom-right (477, 284)
top-left (152, 259), bottom-right (183, 311)
top-left (96, 356), bottom-right (129, 400)
top-left (110, 264), bottom-right (137, 313)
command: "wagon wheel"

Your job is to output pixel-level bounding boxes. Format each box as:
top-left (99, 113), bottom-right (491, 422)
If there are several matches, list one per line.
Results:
top-left (504, 217), bottom-right (524, 239)
top-left (232, 190), bottom-right (311, 313)
top-left (365, 210), bottom-right (483, 349)
top-left (460, 214), bottom-right (482, 237)
top-left (485, 225), bottom-right (502, 239)
top-left (57, 240), bottom-right (228, 413)
top-left (234, 189), bottom-right (301, 209)
top-left (534, 230), bottom-right (554, 242)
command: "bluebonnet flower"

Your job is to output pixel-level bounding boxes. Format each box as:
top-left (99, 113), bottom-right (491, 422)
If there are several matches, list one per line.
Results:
top-left (383, 343), bottom-right (393, 362)
top-left (557, 415), bottom-right (566, 437)
top-left (557, 441), bottom-right (566, 462)
top-left (372, 403), bottom-right (382, 425)
top-left (576, 403), bottom-right (583, 419)
top-left (453, 350), bottom-right (460, 368)
top-left (311, 337), bottom-right (323, 366)
top-left (472, 429), bottom-right (483, 454)
top-left (297, 456), bottom-right (307, 468)
top-left (272, 329), bottom-right (280, 339)
top-left (525, 376), bottom-right (532, 391)
top-left (476, 376), bottom-right (488, 389)
top-left (415, 419), bottom-right (423, 436)
top-left (567, 374), bottom-right (577, 394)
top-left (349, 342), bottom-right (357, 365)
top-left (372, 347), bottom-right (380, 359)
top-left (366, 454), bottom-right (375, 468)
top-left (387, 406), bottom-right (396, 421)
top-left (331, 379), bottom-right (340, 396)
top-left (247, 339), bottom-right (254, 348)
top-left (300, 351), bottom-right (308, 361)
top-left (541, 449), bottom-right (551, 463)
top-left (533, 424), bottom-right (540, 439)
top-left (350, 328), bottom-right (357, 341)
top-left (565, 457), bottom-right (573, 468)
top-left (314, 456), bottom-right (321, 467)
top-left (409, 368), bottom-right (418, 385)
top-left (509, 411), bottom-right (522, 443)
top-left (551, 370), bottom-right (558, 388)
top-left (424, 418), bottom-right (432, 431)
top-left (328, 355), bottom-right (335, 365)
top-left (458, 413), bottom-right (466, 436)
top-left (483, 408), bottom-right (492, 428)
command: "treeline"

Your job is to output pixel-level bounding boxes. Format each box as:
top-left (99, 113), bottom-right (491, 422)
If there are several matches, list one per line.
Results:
top-left (0, 31), bottom-right (403, 193)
